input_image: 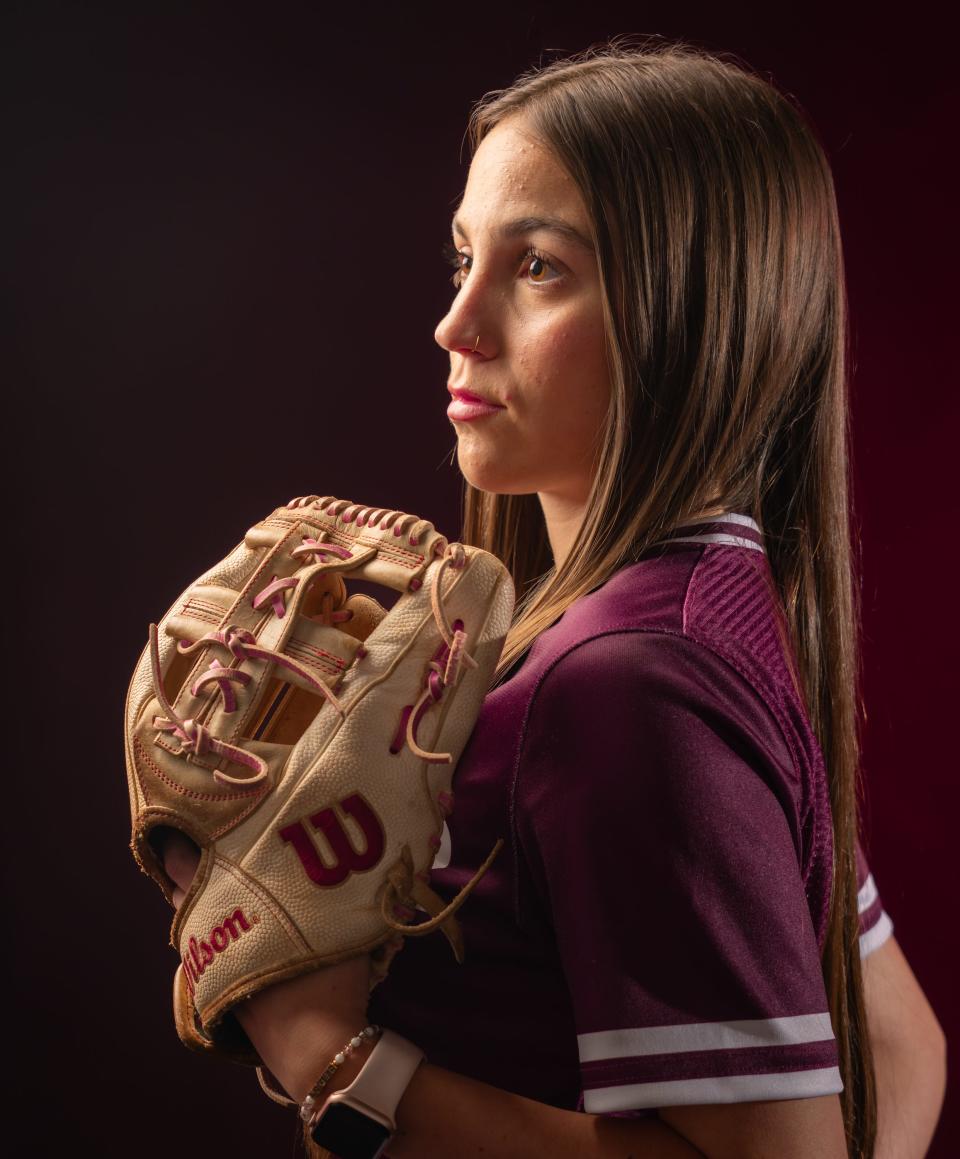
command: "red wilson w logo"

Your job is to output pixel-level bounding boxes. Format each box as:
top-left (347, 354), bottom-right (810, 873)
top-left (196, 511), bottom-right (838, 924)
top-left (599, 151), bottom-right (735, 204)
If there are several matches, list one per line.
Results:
top-left (279, 792), bottom-right (386, 886)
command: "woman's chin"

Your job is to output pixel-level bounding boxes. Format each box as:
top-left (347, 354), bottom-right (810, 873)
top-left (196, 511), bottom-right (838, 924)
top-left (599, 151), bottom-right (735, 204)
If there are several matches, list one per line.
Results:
top-left (457, 454), bottom-right (529, 496)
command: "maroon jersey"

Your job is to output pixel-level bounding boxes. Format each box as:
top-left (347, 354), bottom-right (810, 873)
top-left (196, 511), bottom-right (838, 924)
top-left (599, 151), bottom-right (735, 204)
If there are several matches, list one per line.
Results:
top-left (368, 513), bottom-right (892, 1114)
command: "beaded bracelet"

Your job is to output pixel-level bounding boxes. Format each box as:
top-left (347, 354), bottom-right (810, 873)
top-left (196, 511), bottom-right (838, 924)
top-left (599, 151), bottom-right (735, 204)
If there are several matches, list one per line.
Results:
top-left (299, 1023), bottom-right (382, 1123)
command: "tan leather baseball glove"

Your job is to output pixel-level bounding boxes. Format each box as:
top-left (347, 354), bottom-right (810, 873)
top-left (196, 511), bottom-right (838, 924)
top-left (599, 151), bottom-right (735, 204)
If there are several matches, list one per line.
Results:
top-left (124, 493), bottom-right (514, 1063)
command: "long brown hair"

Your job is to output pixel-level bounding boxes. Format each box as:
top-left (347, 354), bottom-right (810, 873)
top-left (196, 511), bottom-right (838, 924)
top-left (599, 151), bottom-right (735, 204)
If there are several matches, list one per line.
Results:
top-left (458, 36), bottom-right (876, 1158)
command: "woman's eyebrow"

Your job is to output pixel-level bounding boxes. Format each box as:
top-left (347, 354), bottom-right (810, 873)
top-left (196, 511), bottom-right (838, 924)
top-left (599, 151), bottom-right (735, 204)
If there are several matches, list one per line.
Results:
top-left (451, 214), bottom-right (595, 254)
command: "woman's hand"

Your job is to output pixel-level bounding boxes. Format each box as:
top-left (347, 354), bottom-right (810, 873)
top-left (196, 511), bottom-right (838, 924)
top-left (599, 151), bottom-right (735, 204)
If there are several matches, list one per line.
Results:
top-left (156, 826), bottom-right (201, 909)
top-left (153, 826), bottom-right (397, 1102)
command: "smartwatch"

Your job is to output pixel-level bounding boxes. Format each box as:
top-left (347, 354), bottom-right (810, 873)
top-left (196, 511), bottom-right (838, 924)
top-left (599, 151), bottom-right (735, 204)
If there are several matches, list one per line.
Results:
top-left (309, 1028), bottom-right (425, 1159)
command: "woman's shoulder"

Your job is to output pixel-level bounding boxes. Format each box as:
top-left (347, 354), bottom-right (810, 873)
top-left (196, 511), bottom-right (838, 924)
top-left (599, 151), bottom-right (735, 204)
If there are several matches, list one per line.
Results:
top-left (531, 512), bottom-right (795, 711)
top-left (513, 512), bottom-right (833, 935)
top-left (497, 510), bottom-right (822, 800)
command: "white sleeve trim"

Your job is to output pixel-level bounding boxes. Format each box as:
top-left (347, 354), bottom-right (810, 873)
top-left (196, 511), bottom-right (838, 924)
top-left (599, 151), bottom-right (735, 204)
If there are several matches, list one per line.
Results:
top-left (857, 872), bottom-right (879, 913)
top-left (583, 1066), bottom-right (844, 1113)
top-left (577, 1013), bottom-right (835, 1062)
top-left (860, 909), bottom-right (894, 959)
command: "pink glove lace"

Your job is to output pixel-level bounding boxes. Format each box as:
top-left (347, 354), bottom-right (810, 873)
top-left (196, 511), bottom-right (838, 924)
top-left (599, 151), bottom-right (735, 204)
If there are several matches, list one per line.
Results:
top-left (147, 526), bottom-right (478, 787)
top-left (286, 495), bottom-right (435, 545)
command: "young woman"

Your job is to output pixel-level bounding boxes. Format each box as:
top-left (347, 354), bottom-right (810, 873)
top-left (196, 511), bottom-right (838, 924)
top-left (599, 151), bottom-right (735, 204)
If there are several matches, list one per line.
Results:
top-left (161, 39), bottom-right (945, 1158)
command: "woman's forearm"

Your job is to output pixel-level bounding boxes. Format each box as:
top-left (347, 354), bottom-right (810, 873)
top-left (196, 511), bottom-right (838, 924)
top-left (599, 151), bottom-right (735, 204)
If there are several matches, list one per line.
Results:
top-left (385, 1063), bottom-right (706, 1159)
top-left (872, 1021), bottom-right (947, 1159)
top-left (862, 937), bottom-right (947, 1158)
top-left (234, 970), bottom-right (705, 1158)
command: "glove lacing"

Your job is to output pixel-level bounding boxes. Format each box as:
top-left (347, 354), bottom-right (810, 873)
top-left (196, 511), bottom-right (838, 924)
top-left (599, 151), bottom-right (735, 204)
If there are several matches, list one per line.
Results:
top-left (378, 836), bottom-right (505, 949)
top-left (147, 538), bottom-right (479, 787)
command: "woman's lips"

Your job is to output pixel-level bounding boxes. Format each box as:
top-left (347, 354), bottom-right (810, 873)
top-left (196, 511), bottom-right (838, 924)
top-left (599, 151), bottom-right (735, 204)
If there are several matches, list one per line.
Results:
top-left (447, 387), bottom-right (506, 422)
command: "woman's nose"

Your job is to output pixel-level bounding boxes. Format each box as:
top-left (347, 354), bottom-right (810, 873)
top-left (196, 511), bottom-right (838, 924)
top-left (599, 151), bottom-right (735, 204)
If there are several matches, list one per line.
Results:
top-left (435, 307), bottom-right (477, 356)
top-left (435, 318), bottom-right (484, 357)
top-left (434, 276), bottom-right (490, 356)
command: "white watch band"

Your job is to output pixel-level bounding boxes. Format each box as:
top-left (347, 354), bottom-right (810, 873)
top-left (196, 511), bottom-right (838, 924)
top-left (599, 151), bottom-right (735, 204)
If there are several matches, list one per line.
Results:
top-left (322, 1028), bottom-right (425, 1131)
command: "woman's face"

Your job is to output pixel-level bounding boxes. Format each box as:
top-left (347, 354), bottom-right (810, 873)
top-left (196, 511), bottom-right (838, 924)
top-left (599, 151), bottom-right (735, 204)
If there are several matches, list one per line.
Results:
top-left (435, 116), bottom-right (610, 505)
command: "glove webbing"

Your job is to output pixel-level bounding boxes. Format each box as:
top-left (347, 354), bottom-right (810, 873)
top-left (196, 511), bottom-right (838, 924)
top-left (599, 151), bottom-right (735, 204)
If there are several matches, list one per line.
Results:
top-left (148, 539), bottom-right (480, 785)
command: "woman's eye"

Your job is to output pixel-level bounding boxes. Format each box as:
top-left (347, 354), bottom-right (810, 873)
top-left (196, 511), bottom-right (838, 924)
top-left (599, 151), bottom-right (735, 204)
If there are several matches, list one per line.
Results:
top-left (453, 253), bottom-right (471, 287)
top-left (442, 240), bottom-right (469, 288)
top-left (523, 249), bottom-right (561, 285)
top-left (441, 240), bottom-right (561, 288)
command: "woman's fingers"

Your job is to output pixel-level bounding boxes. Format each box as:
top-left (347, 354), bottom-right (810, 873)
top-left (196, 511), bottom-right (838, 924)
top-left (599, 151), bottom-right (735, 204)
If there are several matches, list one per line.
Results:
top-left (152, 826), bottom-right (201, 907)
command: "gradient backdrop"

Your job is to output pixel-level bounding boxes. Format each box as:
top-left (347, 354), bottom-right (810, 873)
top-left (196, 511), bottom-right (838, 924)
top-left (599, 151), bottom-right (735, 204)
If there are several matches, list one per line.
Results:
top-left (7, 3), bottom-right (956, 1154)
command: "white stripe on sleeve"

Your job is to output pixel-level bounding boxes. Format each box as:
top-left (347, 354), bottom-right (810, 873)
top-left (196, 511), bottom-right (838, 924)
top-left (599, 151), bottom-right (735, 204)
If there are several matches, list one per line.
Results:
top-left (857, 872), bottom-right (879, 913)
top-left (860, 910), bottom-right (894, 959)
top-left (583, 1066), bottom-right (844, 1113)
top-left (577, 1012), bottom-right (836, 1062)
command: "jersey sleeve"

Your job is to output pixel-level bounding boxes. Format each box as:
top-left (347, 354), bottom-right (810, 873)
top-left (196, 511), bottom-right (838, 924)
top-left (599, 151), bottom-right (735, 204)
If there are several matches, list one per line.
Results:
top-left (513, 630), bottom-right (843, 1114)
top-left (855, 836), bottom-right (894, 958)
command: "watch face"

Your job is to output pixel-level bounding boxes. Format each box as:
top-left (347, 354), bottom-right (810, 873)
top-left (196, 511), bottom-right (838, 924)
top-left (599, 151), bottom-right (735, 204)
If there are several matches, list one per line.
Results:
top-left (310, 1101), bottom-right (392, 1159)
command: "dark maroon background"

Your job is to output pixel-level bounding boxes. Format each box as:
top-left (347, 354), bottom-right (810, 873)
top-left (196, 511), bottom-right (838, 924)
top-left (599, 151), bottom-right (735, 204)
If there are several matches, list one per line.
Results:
top-left (7, 2), bottom-right (956, 1153)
